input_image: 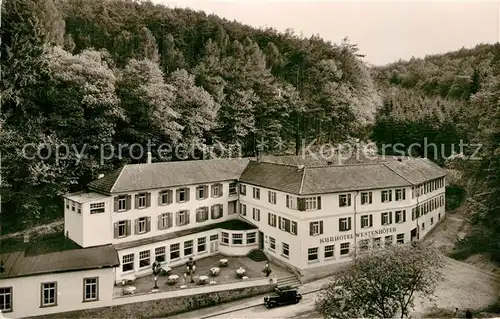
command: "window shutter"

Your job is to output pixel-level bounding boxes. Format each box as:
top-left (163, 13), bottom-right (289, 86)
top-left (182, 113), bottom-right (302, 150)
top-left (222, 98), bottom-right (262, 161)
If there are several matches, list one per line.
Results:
top-left (285, 219), bottom-right (290, 232)
top-left (403, 189), bottom-right (406, 200)
top-left (176, 212), bottom-right (180, 226)
top-left (278, 216), bottom-right (282, 229)
top-left (268, 212), bottom-right (271, 226)
top-left (369, 215), bottom-right (373, 227)
top-left (286, 195), bottom-right (290, 208)
top-left (348, 194), bottom-right (352, 206)
top-left (348, 217), bottom-right (352, 230)
top-left (146, 217), bottom-right (151, 232)
top-left (126, 195), bottom-right (132, 211)
top-left (298, 198), bottom-right (305, 211)
top-left (389, 191), bottom-right (392, 201)
top-left (186, 211), bottom-right (190, 224)
top-left (317, 196), bottom-right (322, 209)
top-left (134, 195), bottom-right (139, 209)
top-left (268, 191), bottom-right (271, 203)
top-left (205, 186), bottom-right (209, 198)
top-left (176, 189), bottom-right (181, 203)
top-left (114, 197), bottom-right (119, 212)
top-left (219, 184), bottom-right (223, 197)
top-left (389, 212), bottom-right (393, 224)
top-left (126, 220), bottom-right (131, 235)
top-left (220, 204), bottom-right (224, 216)
top-left (196, 187), bottom-right (200, 200)
top-left (168, 190), bottom-right (173, 204)
top-left (158, 215), bottom-right (162, 230)
top-left (369, 192), bottom-right (372, 203)
top-left (113, 222), bottom-right (118, 238)
top-left (196, 210), bottom-right (201, 222)
top-left (338, 219), bottom-right (342, 231)
top-left (134, 219), bottom-right (139, 234)
top-left (146, 193), bottom-right (151, 207)
top-left (185, 188), bottom-right (190, 201)
top-left (403, 210), bottom-right (406, 222)
top-left (320, 221), bottom-right (324, 234)
top-left (158, 192), bottom-right (163, 206)
top-left (210, 206), bottom-right (215, 219)
top-left (309, 222), bottom-right (314, 236)
top-left (168, 213), bottom-right (173, 228)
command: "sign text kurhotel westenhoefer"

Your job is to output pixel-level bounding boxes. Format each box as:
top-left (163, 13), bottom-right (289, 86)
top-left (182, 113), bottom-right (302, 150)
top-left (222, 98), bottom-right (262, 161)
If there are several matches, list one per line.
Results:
top-left (319, 227), bottom-right (398, 244)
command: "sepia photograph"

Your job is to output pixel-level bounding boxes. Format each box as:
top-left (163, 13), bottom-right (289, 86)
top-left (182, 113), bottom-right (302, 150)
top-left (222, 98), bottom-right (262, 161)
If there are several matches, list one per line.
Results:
top-left (1, 0), bottom-right (499, 318)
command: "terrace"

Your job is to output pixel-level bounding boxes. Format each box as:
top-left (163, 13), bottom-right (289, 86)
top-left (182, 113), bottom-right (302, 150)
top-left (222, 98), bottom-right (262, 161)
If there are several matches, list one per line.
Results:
top-left (113, 254), bottom-right (292, 298)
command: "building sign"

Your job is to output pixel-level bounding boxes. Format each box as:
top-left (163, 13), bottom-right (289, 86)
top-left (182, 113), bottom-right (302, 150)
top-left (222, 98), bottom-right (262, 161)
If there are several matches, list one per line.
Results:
top-left (319, 227), bottom-right (397, 244)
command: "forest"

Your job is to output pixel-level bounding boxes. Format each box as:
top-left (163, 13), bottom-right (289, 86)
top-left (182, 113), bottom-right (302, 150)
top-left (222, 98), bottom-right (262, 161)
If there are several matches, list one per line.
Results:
top-left (1, 0), bottom-right (499, 261)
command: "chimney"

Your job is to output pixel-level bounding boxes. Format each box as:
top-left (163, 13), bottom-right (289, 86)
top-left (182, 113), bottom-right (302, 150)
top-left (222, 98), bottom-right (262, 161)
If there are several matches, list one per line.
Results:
top-left (147, 152), bottom-right (152, 164)
top-left (97, 173), bottom-right (105, 179)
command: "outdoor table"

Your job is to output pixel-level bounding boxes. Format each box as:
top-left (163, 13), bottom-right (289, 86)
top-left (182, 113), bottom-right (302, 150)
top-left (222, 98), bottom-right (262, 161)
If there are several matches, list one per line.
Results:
top-left (219, 259), bottom-right (228, 267)
top-left (167, 274), bottom-right (179, 285)
top-left (123, 286), bottom-right (136, 295)
top-left (162, 266), bottom-right (172, 275)
top-left (236, 268), bottom-right (246, 278)
top-left (198, 275), bottom-right (209, 284)
top-left (210, 267), bottom-right (220, 276)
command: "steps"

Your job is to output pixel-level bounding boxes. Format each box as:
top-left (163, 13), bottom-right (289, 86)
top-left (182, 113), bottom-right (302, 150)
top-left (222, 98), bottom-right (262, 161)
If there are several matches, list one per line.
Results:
top-left (277, 274), bottom-right (301, 289)
top-left (247, 249), bottom-right (268, 262)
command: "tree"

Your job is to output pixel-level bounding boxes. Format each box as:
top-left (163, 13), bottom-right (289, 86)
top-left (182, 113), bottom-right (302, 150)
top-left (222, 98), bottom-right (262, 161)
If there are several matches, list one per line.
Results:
top-left (315, 242), bottom-right (444, 319)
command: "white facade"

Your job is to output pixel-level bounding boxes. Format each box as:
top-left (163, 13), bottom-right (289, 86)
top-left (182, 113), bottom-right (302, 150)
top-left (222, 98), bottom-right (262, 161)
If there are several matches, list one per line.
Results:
top-left (0, 268), bottom-right (114, 318)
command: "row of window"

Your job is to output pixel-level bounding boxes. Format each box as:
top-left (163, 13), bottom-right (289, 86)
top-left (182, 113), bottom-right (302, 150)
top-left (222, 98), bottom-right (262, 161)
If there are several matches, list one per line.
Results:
top-left (122, 234), bottom-right (220, 272)
top-left (65, 199), bottom-right (82, 214)
top-left (220, 232), bottom-right (257, 245)
top-left (412, 195), bottom-right (445, 220)
top-left (412, 177), bottom-right (445, 198)
top-left (113, 204), bottom-right (230, 238)
top-left (0, 278), bottom-right (98, 313)
top-left (113, 182), bottom-right (236, 213)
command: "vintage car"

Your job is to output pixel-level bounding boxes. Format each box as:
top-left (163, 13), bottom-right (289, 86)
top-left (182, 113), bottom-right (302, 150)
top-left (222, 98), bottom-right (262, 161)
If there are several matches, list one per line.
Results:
top-left (263, 286), bottom-right (302, 308)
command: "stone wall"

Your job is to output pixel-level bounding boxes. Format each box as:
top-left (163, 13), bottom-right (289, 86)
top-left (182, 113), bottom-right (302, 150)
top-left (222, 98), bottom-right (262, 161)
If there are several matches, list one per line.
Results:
top-left (28, 283), bottom-right (276, 319)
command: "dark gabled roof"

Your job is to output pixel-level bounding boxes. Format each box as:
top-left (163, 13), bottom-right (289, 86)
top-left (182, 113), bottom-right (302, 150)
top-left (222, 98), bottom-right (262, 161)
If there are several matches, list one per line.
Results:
top-left (239, 161), bottom-right (305, 194)
top-left (0, 245), bottom-right (119, 279)
top-left (88, 158), bottom-right (250, 194)
top-left (113, 219), bottom-right (257, 251)
top-left (301, 163), bottom-right (412, 195)
top-left (383, 158), bottom-right (447, 184)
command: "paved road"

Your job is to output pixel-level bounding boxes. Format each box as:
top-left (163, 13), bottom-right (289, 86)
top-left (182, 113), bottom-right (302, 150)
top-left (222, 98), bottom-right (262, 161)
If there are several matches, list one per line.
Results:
top-left (166, 257), bottom-right (500, 319)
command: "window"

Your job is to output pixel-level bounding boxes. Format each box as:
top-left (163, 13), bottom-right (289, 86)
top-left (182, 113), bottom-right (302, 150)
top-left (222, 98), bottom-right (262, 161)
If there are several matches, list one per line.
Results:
top-left (268, 191), bottom-right (277, 204)
top-left (291, 221), bottom-right (297, 235)
top-left (381, 212), bottom-right (392, 226)
top-left (77, 203), bottom-right (81, 214)
top-left (184, 240), bottom-right (193, 256)
top-left (90, 202), bottom-right (105, 214)
top-left (239, 203), bottom-right (247, 216)
top-left (438, 213), bottom-right (441, 220)
top-left (421, 222), bottom-right (425, 231)
top-left (232, 233), bottom-right (243, 245)
top-left (155, 247), bottom-right (166, 262)
top-left (118, 220), bottom-right (128, 238)
top-left (340, 243), bottom-right (350, 256)
top-left (360, 214), bottom-right (373, 228)
top-left (395, 210), bottom-right (406, 223)
top-left (0, 288), bottom-right (12, 312)
top-left (65, 199), bottom-right (70, 209)
top-left (221, 232), bottom-right (229, 245)
top-left (385, 235), bottom-right (393, 246)
top-left (138, 193), bottom-right (147, 208)
top-left (395, 188), bottom-right (406, 201)
top-left (211, 204), bottom-right (223, 219)
top-left (137, 217), bottom-right (148, 234)
top-left (253, 187), bottom-right (260, 199)
top-left (212, 183), bottom-right (222, 197)
top-left (196, 207), bottom-right (209, 222)
top-left (122, 254), bottom-right (134, 272)
top-left (41, 282), bottom-right (57, 307)
top-left (280, 217), bottom-right (286, 230)
top-left (83, 278), bottom-right (98, 302)
top-left (361, 192), bottom-right (373, 205)
top-left (177, 188), bottom-right (189, 203)
top-left (373, 237), bottom-right (381, 248)
top-left (309, 221), bottom-right (323, 236)
top-left (381, 190), bottom-right (393, 203)
top-left (324, 245), bottom-right (335, 259)
top-left (269, 237), bottom-right (276, 250)
top-left (282, 243), bottom-right (290, 257)
top-left (252, 208), bottom-right (260, 221)
top-left (240, 184), bottom-right (246, 195)
top-left (229, 182), bottom-right (237, 195)
top-left (339, 217), bottom-right (352, 231)
top-left (159, 190), bottom-right (172, 205)
top-left (268, 213), bottom-right (277, 227)
top-left (196, 185), bottom-right (207, 200)
top-left (396, 233), bottom-right (405, 244)
top-left (159, 213), bottom-right (173, 230)
top-left (412, 187), bottom-right (415, 199)
top-left (308, 247), bottom-right (318, 261)
top-left (139, 250), bottom-right (151, 268)
top-left (412, 207), bottom-right (417, 220)
top-left (286, 195), bottom-right (294, 209)
top-left (170, 243), bottom-right (180, 260)
top-left (431, 217), bottom-right (434, 225)
top-left (339, 194), bottom-right (352, 207)
top-left (72, 201), bottom-right (76, 212)
top-left (198, 237), bottom-right (206, 252)
top-left (176, 210), bottom-right (190, 226)
top-left (247, 232), bottom-right (256, 244)
top-left (305, 197), bottom-right (318, 210)
top-left (359, 239), bottom-right (369, 251)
